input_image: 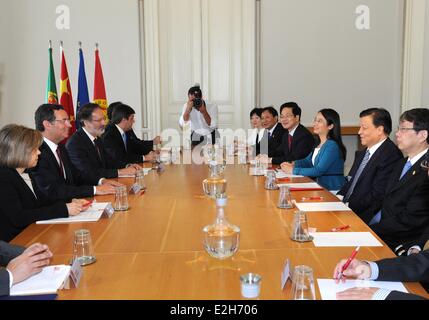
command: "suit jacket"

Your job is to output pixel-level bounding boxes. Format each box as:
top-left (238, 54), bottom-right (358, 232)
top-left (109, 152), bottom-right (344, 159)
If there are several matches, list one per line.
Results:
top-left (371, 154), bottom-right (429, 250)
top-left (66, 128), bottom-right (121, 182)
top-left (0, 241), bottom-right (25, 296)
top-left (28, 142), bottom-right (96, 204)
top-left (337, 139), bottom-right (402, 224)
top-left (376, 250), bottom-right (429, 300)
top-left (258, 123), bottom-right (286, 157)
top-left (101, 124), bottom-right (146, 167)
top-left (271, 124), bottom-right (314, 164)
top-left (0, 167), bottom-right (68, 242)
top-left (293, 139), bottom-right (346, 191)
top-left (128, 128), bottom-right (154, 156)
top-left (397, 223), bottom-right (429, 254)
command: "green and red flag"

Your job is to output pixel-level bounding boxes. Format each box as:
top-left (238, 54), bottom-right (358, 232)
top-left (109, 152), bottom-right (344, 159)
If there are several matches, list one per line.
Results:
top-left (93, 44), bottom-right (108, 118)
top-left (46, 43), bottom-right (58, 104)
top-left (60, 44), bottom-right (76, 134)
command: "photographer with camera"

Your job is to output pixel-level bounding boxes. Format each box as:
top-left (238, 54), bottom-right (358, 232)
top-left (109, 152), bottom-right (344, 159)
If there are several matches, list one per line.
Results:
top-left (179, 84), bottom-right (218, 147)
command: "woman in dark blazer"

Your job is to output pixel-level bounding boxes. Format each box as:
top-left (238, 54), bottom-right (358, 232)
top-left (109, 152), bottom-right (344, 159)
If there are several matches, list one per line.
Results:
top-left (281, 109), bottom-right (347, 191)
top-left (0, 124), bottom-right (84, 242)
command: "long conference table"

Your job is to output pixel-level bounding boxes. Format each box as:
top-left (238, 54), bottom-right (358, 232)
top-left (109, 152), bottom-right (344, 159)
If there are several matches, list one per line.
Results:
top-left (11, 162), bottom-right (429, 300)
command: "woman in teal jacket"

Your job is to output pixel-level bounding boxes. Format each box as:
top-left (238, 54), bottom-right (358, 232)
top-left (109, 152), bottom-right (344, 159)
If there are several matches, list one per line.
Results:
top-left (281, 108), bottom-right (346, 191)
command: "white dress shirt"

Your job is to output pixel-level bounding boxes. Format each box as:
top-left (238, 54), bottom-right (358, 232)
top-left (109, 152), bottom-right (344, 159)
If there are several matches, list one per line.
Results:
top-left (44, 137), bottom-right (66, 179)
top-left (179, 101), bottom-right (218, 136)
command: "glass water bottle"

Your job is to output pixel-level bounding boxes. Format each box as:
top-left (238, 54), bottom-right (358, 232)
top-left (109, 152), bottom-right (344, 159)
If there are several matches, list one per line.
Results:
top-left (203, 195), bottom-right (240, 259)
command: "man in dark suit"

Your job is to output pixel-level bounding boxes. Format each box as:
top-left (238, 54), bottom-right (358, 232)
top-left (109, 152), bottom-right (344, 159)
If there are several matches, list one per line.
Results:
top-left (66, 103), bottom-right (138, 184)
top-left (258, 102), bottom-right (314, 165)
top-left (337, 108), bottom-right (402, 223)
top-left (333, 249), bottom-right (429, 300)
top-left (1, 241), bottom-right (53, 296)
top-left (102, 103), bottom-right (156, 167)
top-left (107, 102), bottom-right (161, 156)
top-left (258, 106), bottom-right (286, 157)
top-left (369, 109), bottom-right (429, 251)
top-left (29, 104), bottom-right (118, 204)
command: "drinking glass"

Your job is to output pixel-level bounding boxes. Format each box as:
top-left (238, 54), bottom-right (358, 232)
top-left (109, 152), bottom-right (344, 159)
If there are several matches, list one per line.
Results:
top-left (290, 211), bottom-right (313, 242)
top-left (290, 265), bottom-right (315, 300)
top-left (277, 185), bottom-right (293, 208)
top-left (114, 185), bottom-right (129, 211)
top-left (72, 229), bottom-right (96, 266)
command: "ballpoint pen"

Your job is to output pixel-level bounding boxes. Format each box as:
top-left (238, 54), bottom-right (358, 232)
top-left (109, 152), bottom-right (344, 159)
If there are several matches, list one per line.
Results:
top-left (337, 246), bottom-right (360, 279)
top-left (331, 224), bottom-right (350, 232)
top-left (82, 200), bottom-right (93, 209)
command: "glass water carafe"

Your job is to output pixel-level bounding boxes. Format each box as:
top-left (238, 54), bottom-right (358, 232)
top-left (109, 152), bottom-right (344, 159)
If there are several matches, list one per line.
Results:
top-left (203, 196), bottom-right (240, 259)
top-left (202, 160), bottom-right (227, 198)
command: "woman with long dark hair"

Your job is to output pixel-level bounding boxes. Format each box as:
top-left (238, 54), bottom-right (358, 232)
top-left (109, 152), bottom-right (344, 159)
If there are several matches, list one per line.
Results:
top-left (281, 108), bottom-right (346, 190)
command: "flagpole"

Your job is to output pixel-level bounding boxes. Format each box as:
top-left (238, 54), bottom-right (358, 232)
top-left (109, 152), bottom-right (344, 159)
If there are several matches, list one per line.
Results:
top-left (95, 42), bottom-right (99, 50)
top-left (49, 40), bottom-right (52, 49)
top-left (79, 41), bottom-right (82, 49)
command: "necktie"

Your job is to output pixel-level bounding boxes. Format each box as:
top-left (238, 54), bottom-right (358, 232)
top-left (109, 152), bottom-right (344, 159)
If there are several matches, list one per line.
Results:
top-left (55, 146), bottom-right (65, 178)
top-left (343, 150), bottom-right (370, 203)
top-left (255, 132), bottom-right (259, 145)
top-left (399, 160), bottom-right (412, 180)
top-left (122, 132), bottom-right (127, 151)
top-left (94, 138), bottom-right (102, 161)
top-left (288, 134), bottom-right (293, 149)
top-left (268, 131), bottom-right (272, 139)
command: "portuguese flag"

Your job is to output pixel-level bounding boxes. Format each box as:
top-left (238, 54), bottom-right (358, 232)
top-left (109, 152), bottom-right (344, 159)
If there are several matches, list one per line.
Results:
top-left (46, 45), bottom-right (58, 104)
top-left (60, 46), bottom-right (76, 134)
top-left (93, 45), bottom-right (108, 117)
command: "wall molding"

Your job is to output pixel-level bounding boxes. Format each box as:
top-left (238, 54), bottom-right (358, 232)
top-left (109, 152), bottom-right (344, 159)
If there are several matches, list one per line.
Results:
top-left (141, 0), bottom-right (162, 136)
top-left (402, 0), bottom-right (427, 111)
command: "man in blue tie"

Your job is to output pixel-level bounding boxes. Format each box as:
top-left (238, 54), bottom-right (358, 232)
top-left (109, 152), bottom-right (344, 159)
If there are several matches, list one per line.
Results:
top-left (102, 104), bottom-right (157, 168)
top-left (370, 108), bottom-right (429, 252)
top-left (337, 108), bottom-right (402, 223)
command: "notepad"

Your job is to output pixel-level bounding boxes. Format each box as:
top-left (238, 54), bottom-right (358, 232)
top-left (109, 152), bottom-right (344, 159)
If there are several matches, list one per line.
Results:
top-left (10, 265), bottom-right (71, 296)
top-left (294, 201), bottom-right (351, 212)
top-left (118, 168), bottom-right (151, 178)
top-left (317, 279), bottom-right (408, 300)
top-left (309, 232), bottom-right (383, 247)
top-left (276, 182), bottom-right (323, 190)
top-left (36, 202), bottom-right (112, 224)
top-left (275, 171), bottom-right (304, 179)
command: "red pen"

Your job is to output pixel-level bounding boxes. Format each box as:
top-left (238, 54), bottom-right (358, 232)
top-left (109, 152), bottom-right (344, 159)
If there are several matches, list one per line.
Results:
top-left (338, 246), bottom-right (360, 279)
top-left (301, 196), bottom-right (323, 201)
top-left (331, 224), bottom-right (350, 232)
top-left (82, 200), bottom-right (93, 209)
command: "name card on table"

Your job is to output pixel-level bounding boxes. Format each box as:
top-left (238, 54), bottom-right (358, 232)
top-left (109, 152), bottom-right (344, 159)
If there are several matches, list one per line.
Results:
top-left (69, 258), bottom-right (83, 288)
top-left (281, 259), bottom-right (291, 290)
top-left (130, 183), bottom-right (142, 194)
top-left (103, 203), bottom-right (115, 218)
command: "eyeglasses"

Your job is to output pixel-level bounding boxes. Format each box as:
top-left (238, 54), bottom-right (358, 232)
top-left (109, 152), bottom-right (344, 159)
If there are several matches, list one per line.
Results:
top-left (91, 118), bottom-right (105, 123)
top-left (52, 119), bottom-right (71, 124)
top-left (397, 126), bottom-right (417, 132)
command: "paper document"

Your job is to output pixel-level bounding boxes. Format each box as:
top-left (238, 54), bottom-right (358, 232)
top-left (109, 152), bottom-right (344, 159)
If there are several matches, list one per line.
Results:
top-left (294, 201), bottom-right (351, 212)
top-left (317, 279), bottom-right (408, 300)
top-left (10, 265), bottom-right (71, 296)
top-left (275, 171), bottom-right (304, 179)
top-left (277, 182), bottom-right (322, 190)
top-left (36, 202), bottom-right (111, 224)
top-left (310, 232), bottom-right (383, 247)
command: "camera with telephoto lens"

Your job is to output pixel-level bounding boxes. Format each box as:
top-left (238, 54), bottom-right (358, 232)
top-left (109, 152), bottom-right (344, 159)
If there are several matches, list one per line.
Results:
top-left (193, 90), bottom-right (203, 110)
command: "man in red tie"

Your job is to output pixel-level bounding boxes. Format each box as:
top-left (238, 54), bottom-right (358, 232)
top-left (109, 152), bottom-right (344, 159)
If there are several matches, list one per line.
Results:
top-left (29, 104), bottom-right (122, 204)
top-left (257, 102), bottom-right (314, 165)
